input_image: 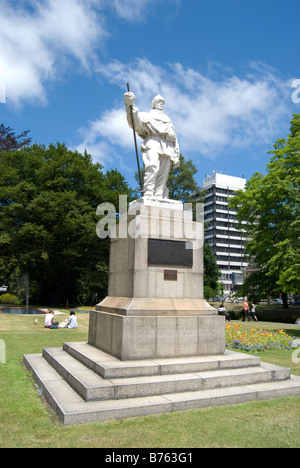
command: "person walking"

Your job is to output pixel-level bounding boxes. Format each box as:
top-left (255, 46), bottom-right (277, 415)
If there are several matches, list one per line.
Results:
top-left (242, 299), bottom-right (250, 322)
top-left (250, 301), bottom-right (258, 322)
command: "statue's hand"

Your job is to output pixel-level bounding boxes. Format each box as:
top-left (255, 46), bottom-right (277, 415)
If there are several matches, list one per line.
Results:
top-left (124, 92), bottom-right (136, 106)
top-left (172, 154), bottom-right (180, 168)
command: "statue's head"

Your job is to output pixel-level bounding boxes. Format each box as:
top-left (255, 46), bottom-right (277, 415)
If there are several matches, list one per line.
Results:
top-left (152, 95), bottom-right (165, 110)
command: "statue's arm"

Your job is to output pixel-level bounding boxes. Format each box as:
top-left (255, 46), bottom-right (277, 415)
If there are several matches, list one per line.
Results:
top-left (124, 92), bottom-right (148, 137)
top-left (124, 92), bottom-right (137, 130)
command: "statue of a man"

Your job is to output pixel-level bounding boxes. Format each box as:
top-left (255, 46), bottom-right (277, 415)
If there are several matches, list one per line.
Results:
top-left (124, 92), bottom-right (180, 198)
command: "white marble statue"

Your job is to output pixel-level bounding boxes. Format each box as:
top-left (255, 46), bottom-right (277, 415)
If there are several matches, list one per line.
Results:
top-left (124, 92), bottom-right (180, 199)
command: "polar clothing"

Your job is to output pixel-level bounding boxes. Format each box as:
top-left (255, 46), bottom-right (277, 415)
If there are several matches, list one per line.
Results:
top-left (125, 98), bottom-right (180, 198)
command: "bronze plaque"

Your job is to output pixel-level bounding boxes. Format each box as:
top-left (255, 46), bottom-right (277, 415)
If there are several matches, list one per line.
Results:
top-left (164, 270), bottom-right (178, 281)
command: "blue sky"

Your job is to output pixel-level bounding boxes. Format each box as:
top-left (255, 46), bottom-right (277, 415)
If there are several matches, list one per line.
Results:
top-left (1, 0), bottom-right (299, 190)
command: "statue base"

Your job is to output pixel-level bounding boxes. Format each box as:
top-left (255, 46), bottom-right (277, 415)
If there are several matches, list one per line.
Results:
top-left (89, 200), bottom-right (225, 360)
top-left (89, 308), bottom-right (225, 361)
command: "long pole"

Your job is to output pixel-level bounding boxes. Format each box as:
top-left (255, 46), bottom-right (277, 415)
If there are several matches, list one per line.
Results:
top-left (127, 83), bottom-right (143, 192)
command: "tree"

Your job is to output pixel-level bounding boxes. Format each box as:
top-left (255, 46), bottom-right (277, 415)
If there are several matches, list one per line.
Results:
top-left (0, 124), bottom-right (31, 152)
top-left (230, 114), bottom-right (300, 308)
top-left (203, 242), bottom-right (220, 300)
top-left (0, 143), bottom-right (132, 306)
top-left (167, 154), bottom-right (204, 203)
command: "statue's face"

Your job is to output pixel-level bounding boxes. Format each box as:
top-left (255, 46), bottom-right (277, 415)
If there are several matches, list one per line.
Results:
top-left (154, 99), bottom-right (165, 111)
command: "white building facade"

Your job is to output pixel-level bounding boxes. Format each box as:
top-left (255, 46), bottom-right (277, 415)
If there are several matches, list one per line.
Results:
top-left (203, 172), bottom-right (248, 295)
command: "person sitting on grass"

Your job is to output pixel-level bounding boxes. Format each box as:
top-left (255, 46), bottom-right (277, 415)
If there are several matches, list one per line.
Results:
top-left (67, 310), bottom-right (78, 329)
top-left (44, 309), bottom-right (59, 329)
top-left (218, 303), bottom-right (231, 321)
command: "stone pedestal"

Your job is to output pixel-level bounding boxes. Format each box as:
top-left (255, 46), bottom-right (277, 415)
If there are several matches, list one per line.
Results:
top-left (89, 198), bottom-right (225, 360)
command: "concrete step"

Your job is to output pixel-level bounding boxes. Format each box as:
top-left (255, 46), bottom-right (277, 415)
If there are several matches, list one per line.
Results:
top-left (63, 341), bottom-right (261, 379)
top-left (42, 347), bottom-right (115, 402)
top-left (23, 353), bottom-right (300, 426)
top-left (42, 346), bottom-right (290, 402)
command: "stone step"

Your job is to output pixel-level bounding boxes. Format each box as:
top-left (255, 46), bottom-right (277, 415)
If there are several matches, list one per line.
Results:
top-left (23, 353), bottom-right (300, 426)
top-left (42, 347), bottom-right (115, 402)
top-left (63, 341), bottom-right (261, 379)
top-left (42, 347), bottom-right (290, 402)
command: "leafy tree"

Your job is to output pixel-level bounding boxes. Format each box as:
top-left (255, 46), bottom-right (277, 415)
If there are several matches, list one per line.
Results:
top-left (203, 242), bottom-right (221, 300)
top-left (0, 124), bottom-right (31, 152)
top-left (167, 154), bottom-right (204, 203)
top-left (0, 143), bottom-right (132, 306)
top-left (230, 114), bottom-right (300, 308)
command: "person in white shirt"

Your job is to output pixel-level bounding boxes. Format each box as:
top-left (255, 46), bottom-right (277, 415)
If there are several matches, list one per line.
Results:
top-left (250, 301), bottom-right (258, 322)
top-left (67, 310), bottom-right (78, 329)
top-left (44, 309), bottom-right (59, 328)
top-left (45, 310), bottom-right (52, 328)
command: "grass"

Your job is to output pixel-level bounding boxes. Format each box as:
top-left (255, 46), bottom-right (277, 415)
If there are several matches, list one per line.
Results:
top-left (0, 312), bottom-right (300, 448)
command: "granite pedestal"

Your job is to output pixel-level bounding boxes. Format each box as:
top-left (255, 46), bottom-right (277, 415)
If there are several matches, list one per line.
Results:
top-left (89, 198), bottom-right (225, 360)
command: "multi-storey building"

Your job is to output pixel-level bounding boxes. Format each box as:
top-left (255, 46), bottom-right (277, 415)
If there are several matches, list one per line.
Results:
top-left (203, 172), bottom-right (248, 295)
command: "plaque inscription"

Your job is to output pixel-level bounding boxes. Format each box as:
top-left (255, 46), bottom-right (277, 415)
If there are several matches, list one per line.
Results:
top-left (164, 270), bottom-right (178, 281)
top-left (148, 239), bottom-right (193, 267)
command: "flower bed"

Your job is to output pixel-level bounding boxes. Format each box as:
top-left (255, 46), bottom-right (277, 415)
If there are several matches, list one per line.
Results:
top-left (225, 322), bottom-right (299, 352)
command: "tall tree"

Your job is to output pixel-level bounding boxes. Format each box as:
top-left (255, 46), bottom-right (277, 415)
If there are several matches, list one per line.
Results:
top-left (203, 243), bottom-right (221, 299)
top-left (167, 154), bottom-right (204, 203)
top-left (0, 143), bottom-right (132, 306)
top-left (230, 114), bottom-right (300, 308)
top-left (0, 124), bottom-right (31, 152)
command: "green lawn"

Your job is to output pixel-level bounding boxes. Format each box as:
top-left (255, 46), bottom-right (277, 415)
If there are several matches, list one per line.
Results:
top-left (0, 312), bottom-right (300, 448)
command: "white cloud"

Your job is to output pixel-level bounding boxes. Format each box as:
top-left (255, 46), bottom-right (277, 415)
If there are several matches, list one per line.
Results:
top-left (0, 0), bottom-right (179, 105)
top-left (76, 104), bottom-right (141, 172)
top-left (0, 0), bottom-right (106, 105)
top-left (80, 58), bottom-right (291, 162)
top-left (110, 0), bottom-right (153, 21)
top-left (76, 139), bottom-right (114, 166)
top-left (1, 0), bottom-right (291, 168)
top-left (76, 107), bottom-right (137, 173)
top-left (109, 0), bottom-right (176, 22)
top-left (89, 108), bottom-right (134, 148)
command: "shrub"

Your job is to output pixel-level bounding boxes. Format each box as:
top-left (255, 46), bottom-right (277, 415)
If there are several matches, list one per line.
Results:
top-left (0, 293), bottom-right (19, 304)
